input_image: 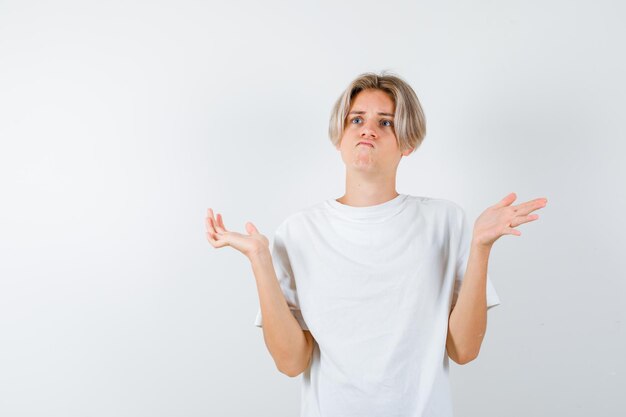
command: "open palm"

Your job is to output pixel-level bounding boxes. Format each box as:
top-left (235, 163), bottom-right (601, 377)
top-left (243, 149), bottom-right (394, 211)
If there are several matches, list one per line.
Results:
top-left (473, 192), bottom-right (548, 247)
top-left (205, 208), bottom-right (269, 258)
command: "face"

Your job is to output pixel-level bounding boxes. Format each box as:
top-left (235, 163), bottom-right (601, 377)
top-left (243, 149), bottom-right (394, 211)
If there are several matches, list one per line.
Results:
top-left (335, 88), bottom-right (412, 175)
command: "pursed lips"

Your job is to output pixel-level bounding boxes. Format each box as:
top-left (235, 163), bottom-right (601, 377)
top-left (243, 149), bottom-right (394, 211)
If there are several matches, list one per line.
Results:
top-left (357, 142), bottom-right (374, 147)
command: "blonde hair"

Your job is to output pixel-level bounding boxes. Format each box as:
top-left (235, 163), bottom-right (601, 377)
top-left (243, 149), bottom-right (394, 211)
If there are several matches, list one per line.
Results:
top-left (328, 70), bottom-right (426, 154)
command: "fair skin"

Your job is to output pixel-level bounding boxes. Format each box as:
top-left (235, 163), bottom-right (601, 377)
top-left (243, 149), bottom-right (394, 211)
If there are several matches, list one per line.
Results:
top-left (206, 87), bottom-right (548, 372)
top-left (204, 212), bottom-right (314, 377)
top-left (205, 211), bottom-right (313, 377)
top-left (447, 192), bottom-right (547, 364)
top-left (334, 88), bottom-right (412, 207)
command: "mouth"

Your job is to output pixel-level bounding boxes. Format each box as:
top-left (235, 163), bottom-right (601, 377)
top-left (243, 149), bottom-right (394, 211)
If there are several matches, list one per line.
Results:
top-left (357, 142), bottom-right (374, 148)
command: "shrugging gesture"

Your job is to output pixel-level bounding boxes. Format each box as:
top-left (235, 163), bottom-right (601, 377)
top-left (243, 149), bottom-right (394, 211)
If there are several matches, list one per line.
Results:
top-left (472, 192), bottom-right (548, 248)
top-left (205, 208), bottom-right (269, 259)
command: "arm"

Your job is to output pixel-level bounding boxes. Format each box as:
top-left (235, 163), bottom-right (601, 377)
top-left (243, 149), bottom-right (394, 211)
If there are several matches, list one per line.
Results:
top-left (250, 249), bottom-right (314, 377)
top-left (447, 192), bottom-right (547, 364)
top-left (446, 241), bottom-right (491, 365)
top-left (204, 209), bottom-right (314, 376)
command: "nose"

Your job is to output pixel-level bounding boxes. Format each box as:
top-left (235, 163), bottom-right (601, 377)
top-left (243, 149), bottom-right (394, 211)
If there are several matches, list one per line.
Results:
top-left (360, 120), bottom-right (378, 139)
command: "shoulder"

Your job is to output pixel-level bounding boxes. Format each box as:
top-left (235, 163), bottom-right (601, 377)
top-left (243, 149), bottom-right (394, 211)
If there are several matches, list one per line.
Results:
top-left (405, 194), bottom-right (465, 218)
top-left (274, 200), bottom-right (327, 234)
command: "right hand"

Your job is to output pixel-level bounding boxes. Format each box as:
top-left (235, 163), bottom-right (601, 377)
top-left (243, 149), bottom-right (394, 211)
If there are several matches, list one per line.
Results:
top-left (205, 208), bottom-right (269, 259)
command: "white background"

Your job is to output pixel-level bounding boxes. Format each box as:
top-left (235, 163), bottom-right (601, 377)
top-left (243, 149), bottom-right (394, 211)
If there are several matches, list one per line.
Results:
top-left (1, 0), bottom-right (624, 416)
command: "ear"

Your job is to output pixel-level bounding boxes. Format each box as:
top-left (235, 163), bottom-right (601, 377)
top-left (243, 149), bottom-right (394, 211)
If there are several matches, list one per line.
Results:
top-left (401, 148), bottom-right (413, 157)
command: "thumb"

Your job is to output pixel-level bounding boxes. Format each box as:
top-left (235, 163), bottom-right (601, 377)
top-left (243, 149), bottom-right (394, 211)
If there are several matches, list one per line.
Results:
top-left (245, 222), bottom-right (259, 235)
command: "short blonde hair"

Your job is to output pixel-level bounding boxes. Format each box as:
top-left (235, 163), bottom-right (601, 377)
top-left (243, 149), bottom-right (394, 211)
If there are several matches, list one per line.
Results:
top-left (328, 70), bottom-right (426, 154)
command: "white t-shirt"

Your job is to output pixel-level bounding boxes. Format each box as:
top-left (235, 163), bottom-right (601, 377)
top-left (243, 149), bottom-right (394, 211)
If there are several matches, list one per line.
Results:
top-left (254, 193), bottom-right (501, 417)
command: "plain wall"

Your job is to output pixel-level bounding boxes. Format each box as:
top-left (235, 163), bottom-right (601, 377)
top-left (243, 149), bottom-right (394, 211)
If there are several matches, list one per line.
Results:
top-left (1, 0), bottom-right (624, 416)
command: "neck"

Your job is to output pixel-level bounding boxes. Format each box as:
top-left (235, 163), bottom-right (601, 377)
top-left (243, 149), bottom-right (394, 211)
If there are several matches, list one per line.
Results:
top-left (336, 169), bottom-right (399, 207)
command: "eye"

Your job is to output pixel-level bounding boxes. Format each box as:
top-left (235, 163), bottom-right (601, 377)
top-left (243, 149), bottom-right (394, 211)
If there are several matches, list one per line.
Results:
top-left (381, 119), bottom-right (393, 127)
top-left (350, 116), bottom-right (362, 124)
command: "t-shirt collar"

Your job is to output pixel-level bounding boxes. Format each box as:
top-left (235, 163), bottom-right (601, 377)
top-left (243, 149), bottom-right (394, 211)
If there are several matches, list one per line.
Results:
top-left (325, 193), bottom-right (408, 221)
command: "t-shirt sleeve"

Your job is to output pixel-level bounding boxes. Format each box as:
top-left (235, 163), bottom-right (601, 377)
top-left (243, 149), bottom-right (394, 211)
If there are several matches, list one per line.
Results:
top-left (451, 205), bottom-right (501, 312)
top-left (254, 223), bottom-right (309, 330)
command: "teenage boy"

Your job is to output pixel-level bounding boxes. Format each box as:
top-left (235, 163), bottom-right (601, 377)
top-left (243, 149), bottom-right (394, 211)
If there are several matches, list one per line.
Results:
top-left (206, 71), bottom-right (547, 417)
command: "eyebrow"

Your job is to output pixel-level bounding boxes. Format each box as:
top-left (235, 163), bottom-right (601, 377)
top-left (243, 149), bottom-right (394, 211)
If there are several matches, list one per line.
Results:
top-left (348, 110), bottom-right (394, 117)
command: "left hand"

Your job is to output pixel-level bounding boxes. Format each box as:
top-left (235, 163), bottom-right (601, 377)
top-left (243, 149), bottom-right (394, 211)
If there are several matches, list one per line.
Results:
top-left (472, 192), bottom-right (548, 248)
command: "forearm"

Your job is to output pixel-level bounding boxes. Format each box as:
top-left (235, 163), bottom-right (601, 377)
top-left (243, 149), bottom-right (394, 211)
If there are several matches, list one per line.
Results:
top-left (250, 250), bottom-right (310, 376)
top-left (446, 241), bottom-right (492, 363)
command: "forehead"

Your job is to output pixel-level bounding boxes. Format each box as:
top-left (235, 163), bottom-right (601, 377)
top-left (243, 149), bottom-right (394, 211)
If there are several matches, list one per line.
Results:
top-left (350, 89), bottom-right (395, 113)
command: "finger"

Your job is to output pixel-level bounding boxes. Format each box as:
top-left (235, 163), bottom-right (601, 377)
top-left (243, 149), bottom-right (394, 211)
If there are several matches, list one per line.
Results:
top-left (207, 208), bottom-right (218, 229)
top-left (206, 226), bottom-right (231, 247)
top-left (207, 216), bottom-right (221, 235)
top-left (504, 227), bottom-right (522, 236)
top-left (207, 208), bottom-right (223, 233)
top-left (216, 213), bottom-right (228, 232)
top-left (495, 192), bottom-right (517, 208)
top-left (515, 197), bottom-right (547, 210)
top-left (205, 214), bottom-right (214, 232)
top-left (214, 217), bottom-right (226, 233)
top-left (206, 229), bottom-right (218, 245)
top-left (510, 214), bottom-right (540, 227)
top-left (206, 230), bottom-right (228, 248)
top-left (512, 198), bottom-right (548, 215)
